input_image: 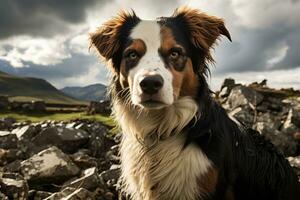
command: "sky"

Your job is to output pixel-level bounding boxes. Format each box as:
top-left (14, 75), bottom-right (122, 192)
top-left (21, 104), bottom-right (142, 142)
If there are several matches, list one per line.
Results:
top-left (0, 0), bottom-right (300, 91)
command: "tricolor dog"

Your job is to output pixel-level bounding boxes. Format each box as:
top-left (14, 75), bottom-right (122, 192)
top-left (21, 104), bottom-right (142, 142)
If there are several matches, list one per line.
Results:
top-left (90, 7), bottom-right (300, 200)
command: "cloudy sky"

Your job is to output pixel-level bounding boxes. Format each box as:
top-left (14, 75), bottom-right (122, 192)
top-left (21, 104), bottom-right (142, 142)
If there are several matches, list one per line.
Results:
top-left (0, 0), bottom-right (300, 91)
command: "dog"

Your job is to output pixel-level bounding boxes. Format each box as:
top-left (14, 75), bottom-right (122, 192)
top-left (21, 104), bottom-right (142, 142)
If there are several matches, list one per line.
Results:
top-left (90, 7), bottom-right (300, 200)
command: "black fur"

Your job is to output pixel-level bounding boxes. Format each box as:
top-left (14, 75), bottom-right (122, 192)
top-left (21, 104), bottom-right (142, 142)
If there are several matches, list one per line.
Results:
top-left (185, 85), bottom-right (300, 200)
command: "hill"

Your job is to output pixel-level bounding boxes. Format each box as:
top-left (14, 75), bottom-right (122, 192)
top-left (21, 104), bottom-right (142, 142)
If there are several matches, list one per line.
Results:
top-left (61, 83), bottom-right (107, 101)
top-left (0, 71), bottom-right (85, 104)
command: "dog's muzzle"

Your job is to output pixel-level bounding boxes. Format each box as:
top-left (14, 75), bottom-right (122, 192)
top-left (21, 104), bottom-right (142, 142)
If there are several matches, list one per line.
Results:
top-left (139, 75), bottom-right (164, 95)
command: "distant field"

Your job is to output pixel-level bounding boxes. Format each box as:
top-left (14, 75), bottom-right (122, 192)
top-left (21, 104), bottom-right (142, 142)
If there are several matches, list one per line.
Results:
top-left (0, 111), bottom-right (116, 127)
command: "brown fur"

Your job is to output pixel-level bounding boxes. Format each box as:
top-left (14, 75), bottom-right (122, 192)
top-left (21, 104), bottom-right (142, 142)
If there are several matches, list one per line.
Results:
top-left (160, 26), bottom-right (199, 98)
top-left (172, 6), bottom-right (231, 63)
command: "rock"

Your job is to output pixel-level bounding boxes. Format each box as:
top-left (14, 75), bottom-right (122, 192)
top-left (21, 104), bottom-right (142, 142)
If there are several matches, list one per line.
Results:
top-left (262, 128), bottom-right (298, 156)
top-left (28, 190), bottom-right (52, 200)
top-left (0, 173), bottom-right (29, 200)
top-left (11, 125), bottom-right (40, 141)
top-left (31, 101), bottom-right (46, 113)
top-left (32, 127), bottom-right (89, 153)
top-left (71, 151), bottom-right (98, 169)
top-left (0, 192), bottom-right (8, 200)
top-left (3, 159), bottom-right (22, 173)
top-left (20, 146), bottom-right (80, 185)
top-left (100, 167), bottom-right (121, 184)
top-left (227, 85), bottom-right (264, 109)
top-left (0, 149), bottom-right (20, 165)
top-left (45, 187), bottom-right (94, 200)
top-left (220, 78), bottom-right (236, 91)
top-left (282, 108), bottom-right (300, 134)
top-left (0, 117), bottom-right (16, 130)
top-left (63, 167), bottom-right (99, 191)
top-left (87, 100), bottom-right (111, 115)
top-left (229, 107), bottom-right (254, 127)
top-left (0, 131), bottom-right (18, 149)
top-left (88, 125), bottom-right (115, 158)
top-left (255, 112), bottom-right (282, 130)
top-left (287, 156), bottom-right (300, 177)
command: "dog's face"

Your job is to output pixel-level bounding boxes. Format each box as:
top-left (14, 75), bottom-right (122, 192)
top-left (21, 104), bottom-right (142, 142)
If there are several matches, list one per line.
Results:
top-left (90, 7), bottom-right (231, 109)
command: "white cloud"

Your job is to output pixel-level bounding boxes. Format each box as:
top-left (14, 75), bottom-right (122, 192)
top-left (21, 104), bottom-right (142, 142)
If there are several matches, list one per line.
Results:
top-left (0, 36), bottom-right (71, 67)
top-left (69, 34), bottom-right (90, 55)
top-left (231, 0), bottom-right (300, 29)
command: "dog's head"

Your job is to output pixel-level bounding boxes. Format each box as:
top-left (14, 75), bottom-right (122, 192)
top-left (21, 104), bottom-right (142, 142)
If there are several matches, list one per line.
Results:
top-left (90, 7), bottom-right (231, 109)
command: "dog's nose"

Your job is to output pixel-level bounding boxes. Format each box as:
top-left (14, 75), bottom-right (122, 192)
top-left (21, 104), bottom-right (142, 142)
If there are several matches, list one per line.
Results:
top-left (140, 75), bottom-right (164, 95)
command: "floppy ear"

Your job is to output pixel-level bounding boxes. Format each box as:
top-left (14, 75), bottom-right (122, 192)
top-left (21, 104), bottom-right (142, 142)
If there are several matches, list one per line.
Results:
top-left (172, 7), bottom-right (231, 52)
top-left (89, 10), bottom-right (140, 61)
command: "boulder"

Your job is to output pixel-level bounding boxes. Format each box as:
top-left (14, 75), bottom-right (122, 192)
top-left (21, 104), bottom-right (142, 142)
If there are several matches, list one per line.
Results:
top-left (0, 131), bottom-right (18, 149)
top-left (63, 167), bottom-right (99, 191)
top-left (229, 107), bottom-right (254, 127)
top-left (20, 146), bottom-right (80, 185)
top-left (0, 173), bottom-right (29, 200)
top-left (32, 127), bottom-right (89, 153)
top-left (287, 156), bottom-right (300, 177)
top-left (0, 117), bottom-right (16, 130)
top-left (45, 187), bottom-right (94, 200)
top-left (28, 190), bottom-right (52, 200)
top-left (282, 108), bottom-right (300, 134)
top-left (71, 150), bottom-right (98, 169)
top-left (12, 125), bottom-right (40, 141)
top-left (227, 85), bottom-right (264, 109)
top-left (87, 100), bottom-right (111, 115)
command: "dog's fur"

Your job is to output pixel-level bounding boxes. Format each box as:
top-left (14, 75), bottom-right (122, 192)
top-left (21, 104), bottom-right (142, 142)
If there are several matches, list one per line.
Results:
top-left (90, 7), bottom-right (300, 200)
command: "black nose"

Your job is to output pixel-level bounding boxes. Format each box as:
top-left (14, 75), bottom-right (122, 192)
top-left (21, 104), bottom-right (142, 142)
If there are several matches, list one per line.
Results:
top-left (140, 75), bottom-right (164, 95)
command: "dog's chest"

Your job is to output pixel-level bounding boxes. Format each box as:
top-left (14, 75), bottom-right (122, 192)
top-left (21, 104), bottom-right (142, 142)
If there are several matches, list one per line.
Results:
top-left (120, 133), bottom-right (212, 200)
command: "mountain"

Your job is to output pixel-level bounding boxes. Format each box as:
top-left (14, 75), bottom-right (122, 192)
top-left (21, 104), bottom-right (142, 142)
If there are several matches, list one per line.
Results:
top-left (60, 83), bottom-right (107, 101)
top-left (0, 71), bottom-right (85, 104)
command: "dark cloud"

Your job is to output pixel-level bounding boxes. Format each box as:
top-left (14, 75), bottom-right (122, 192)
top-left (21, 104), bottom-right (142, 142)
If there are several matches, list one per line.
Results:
top-left (0, 0), bottom-right (105, 39)
top-left (0, 54), bottom-right (107, 88)
top-left (213, 25), bottom-right (300, 74)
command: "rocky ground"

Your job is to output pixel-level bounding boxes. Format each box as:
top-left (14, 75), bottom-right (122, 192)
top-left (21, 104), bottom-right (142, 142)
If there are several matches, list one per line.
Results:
top-left (0, 119), bottom-right (120, 199)
top-left (0, 79), bottom-right (300, 199)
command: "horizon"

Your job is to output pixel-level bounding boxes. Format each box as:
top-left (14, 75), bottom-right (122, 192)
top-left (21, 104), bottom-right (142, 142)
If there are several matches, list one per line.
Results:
top-left (0, 0), bottom-right (300, 91)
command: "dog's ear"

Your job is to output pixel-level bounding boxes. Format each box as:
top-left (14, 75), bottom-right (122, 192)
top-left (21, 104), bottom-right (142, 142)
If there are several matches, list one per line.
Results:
top-left (89, 10), bottom-right (140, 61)
top-left (172, 7), bottom-right (231, 52)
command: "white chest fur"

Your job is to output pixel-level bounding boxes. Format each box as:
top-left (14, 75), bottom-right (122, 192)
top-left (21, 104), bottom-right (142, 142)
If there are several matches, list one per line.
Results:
top-left (120, 133), bottom-right (212, 200)
top-left (113, 97), bottom-right (212, 199)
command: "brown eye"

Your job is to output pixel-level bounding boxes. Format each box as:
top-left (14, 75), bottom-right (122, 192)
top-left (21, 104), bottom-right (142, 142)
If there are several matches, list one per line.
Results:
top-left (170, 51), bottom-right (179, 59)
top-left (128, 51), bottom-right (138, 60)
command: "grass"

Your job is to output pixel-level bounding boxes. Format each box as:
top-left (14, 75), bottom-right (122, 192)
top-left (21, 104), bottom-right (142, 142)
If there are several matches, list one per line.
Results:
top-left (0, 111), bottom-right (117, 128)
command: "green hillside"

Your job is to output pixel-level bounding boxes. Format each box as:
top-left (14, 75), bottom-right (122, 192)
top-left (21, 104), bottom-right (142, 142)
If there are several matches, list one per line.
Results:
top-left (0, 71), bottom-right (86, 105)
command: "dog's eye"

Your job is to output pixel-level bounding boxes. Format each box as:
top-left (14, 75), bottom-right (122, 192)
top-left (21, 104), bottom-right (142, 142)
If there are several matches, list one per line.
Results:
top-left (127, 51), bottom-right (138, 60)
top-left (169, 51), bottom-right (179, 59)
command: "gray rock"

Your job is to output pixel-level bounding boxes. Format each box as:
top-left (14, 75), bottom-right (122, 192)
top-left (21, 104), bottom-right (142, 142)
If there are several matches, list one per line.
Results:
top-left (71, 151), bottom-right (98, 169)
top-left (0, 117), bottom-right (16, 130)
top-left (45, 187), bottom-right (94, 200)
top-left (227, 85), bottom-right (264, 109)
top-left (20, 146), bottom-right (80, 185)
top-left (11, 125), bottom-right (40, 141)
top-left (0, 173), bottom-right (29, 200)
top-left (0, 131), bottom-right (18, 149)
top-left (32, 127), bottom-right (89, 153)
top-left (28, 190), bottom-right (52, 200)
top-left (287, 156), bottom-right (300, 177)
top-left (100, 167), bottom-right (121, 183)
top-left (262, 128), bottom-right (298, 156)
top-left (63, 167), bottom-right (99, 191)
top-left (282, 108), bottom-right (300, 134)
top-left (255, 112), bottom-right (282, 130)
top-left (229, 107), bottom-right (254, 127)
top-left (0, 192), bottom-right (8, 200)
